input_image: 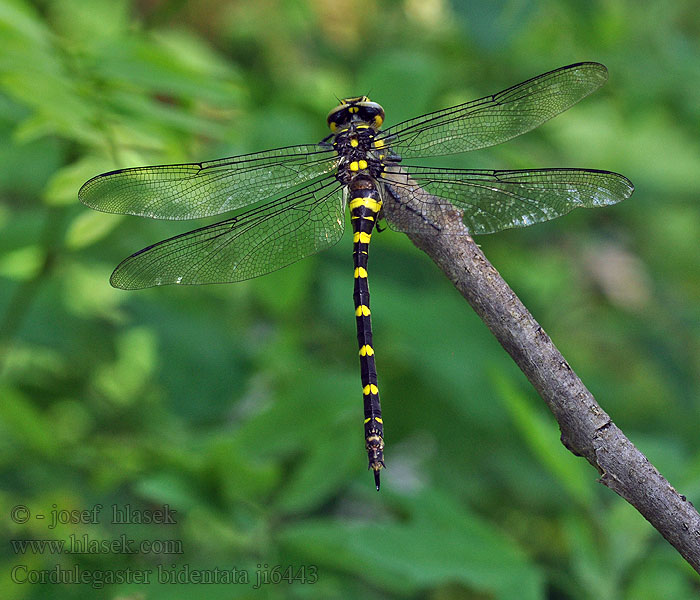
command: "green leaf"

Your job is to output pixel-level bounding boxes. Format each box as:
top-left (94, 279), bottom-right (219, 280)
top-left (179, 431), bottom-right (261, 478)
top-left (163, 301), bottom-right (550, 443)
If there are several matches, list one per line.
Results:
top-left (274, 421), bottom-right (358, 514)
top-left (61, 262), bottom-right (124, 319)
top-left (0, 386), bottom-right (61, 456)
top-left (278, 489), bottom-right (544, 599)
top-left (492, 371), bottom-right (595, 507)
top-left (64, 210), bottom-right (123, 249)
top-left (0, 244), bottom-right (43, 280)
top-left (92, 327), bottom-right (158, 405)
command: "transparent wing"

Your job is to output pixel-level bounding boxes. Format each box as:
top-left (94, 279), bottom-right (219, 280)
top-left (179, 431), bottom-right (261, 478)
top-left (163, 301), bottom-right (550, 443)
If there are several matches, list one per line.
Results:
top-left (378, 62), bottom-right (608, 159)
top-left (381, 167), bottom-right (634, 235)
top-left (110, 177), bottom-right (344, 289)
top-left (79, 144), bottom-right (338, 220)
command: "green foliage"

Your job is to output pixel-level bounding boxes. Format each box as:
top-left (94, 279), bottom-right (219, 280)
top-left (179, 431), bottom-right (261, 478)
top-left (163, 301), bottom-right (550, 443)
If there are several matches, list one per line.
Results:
top-left (1, 0), bottom-right (699, 598)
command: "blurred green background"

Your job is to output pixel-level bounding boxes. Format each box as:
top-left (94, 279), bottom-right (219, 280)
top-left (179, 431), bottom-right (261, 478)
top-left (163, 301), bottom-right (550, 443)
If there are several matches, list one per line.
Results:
top-left (1, 0), bottom-right (699, 598)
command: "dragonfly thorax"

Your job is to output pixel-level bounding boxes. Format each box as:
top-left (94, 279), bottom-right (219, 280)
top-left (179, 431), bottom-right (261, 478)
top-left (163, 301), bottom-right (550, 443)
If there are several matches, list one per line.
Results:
top-left (327, 96), bottom-right (385, 132)
top-left (327, 97), bottom-right (393, 187)
top-left (333, 123), bottom-right (389, 186)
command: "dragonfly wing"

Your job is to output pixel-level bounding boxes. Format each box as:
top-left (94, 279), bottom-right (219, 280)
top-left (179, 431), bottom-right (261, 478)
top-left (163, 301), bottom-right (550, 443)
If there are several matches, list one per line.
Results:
top-left (110, 177), bottom-right (344, 289)
top-left (379, 62), bottom-right (608, 158)
top-left (382, 167), bottom-right (634, 235)
top-left (79, 144), bottom-right (338, 220)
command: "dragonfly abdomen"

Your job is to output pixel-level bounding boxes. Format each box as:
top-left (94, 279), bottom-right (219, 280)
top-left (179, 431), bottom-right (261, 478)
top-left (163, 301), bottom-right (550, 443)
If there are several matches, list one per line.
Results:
top-left (348, 174), bottom-right (385, 490)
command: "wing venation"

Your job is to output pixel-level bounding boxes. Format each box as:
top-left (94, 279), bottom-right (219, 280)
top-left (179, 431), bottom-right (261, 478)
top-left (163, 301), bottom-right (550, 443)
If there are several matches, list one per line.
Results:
top-left (80, 144), bottom-right (338, 220)
top-left (378, 62), bottom-right (608, 158)
top-left (110, 177), bottom-right (343, 288)
top-left (382, 167), bottom-right (633, 235)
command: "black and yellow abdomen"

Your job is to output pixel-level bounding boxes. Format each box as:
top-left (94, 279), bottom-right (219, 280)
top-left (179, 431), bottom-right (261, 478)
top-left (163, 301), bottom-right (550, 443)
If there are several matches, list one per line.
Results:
top-left (327, 95), bottom-right (390, 490)
top-left (348, 174), bottom-right (385, 489)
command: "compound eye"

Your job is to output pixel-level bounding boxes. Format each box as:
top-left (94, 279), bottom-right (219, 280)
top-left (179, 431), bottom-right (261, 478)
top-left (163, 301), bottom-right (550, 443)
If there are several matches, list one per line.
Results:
top-left (359, 106), bottom-right (384, 129)
top-left (358, 107), bottom-right (375, 120)
top-left (327, 107), bottom-right (349, 130)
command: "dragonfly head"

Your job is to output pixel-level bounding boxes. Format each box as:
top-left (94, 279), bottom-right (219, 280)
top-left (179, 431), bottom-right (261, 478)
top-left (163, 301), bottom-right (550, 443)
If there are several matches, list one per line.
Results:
top-left (327, 96), bottom-right (385, 132)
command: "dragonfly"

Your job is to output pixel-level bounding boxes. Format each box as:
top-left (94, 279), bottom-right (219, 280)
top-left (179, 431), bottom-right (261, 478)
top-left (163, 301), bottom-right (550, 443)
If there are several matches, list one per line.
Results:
top-left (80, 62), bottom-right (634, 490)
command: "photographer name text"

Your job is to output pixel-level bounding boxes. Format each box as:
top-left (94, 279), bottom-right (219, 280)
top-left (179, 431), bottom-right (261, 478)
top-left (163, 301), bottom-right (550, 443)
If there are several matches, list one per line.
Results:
top-left (10, 503), bottom-right (176, 528)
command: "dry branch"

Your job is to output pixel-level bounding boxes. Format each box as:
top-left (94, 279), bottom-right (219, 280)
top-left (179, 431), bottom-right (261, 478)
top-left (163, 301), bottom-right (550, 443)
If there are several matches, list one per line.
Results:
top-left (385, 175), bottom-right (700, 573)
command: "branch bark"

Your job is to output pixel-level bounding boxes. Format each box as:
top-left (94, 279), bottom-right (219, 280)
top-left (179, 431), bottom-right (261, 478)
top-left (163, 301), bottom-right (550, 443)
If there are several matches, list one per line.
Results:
top-left (384, 176), bottom-right (700, 574)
